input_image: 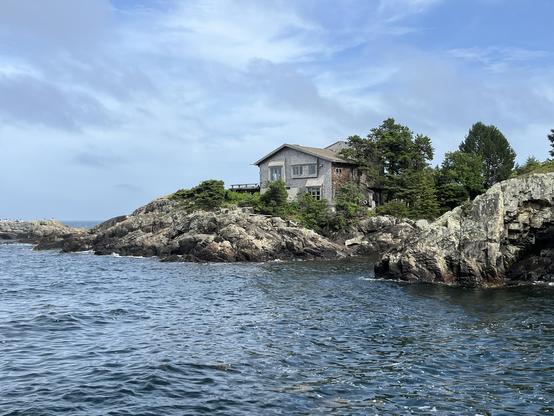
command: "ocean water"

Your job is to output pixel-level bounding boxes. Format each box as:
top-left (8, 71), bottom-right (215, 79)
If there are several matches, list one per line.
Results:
top-left (61, 221), bottom-right (101, 229)
top-left (0, 244), bottom-right (552, 415)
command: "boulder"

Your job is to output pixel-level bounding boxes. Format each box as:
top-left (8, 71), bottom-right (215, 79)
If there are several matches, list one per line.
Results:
top-left (342, 215), bottom-right (417, 255)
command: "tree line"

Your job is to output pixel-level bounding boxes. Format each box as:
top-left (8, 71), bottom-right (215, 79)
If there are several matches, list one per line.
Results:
top-left (341, 119), bottom-right (554, 220)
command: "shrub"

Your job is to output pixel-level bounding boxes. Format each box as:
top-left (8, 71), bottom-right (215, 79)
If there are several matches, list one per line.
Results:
top-left (170, 180), bottom-right (226, 210)
top-left (375, 200), bottom-right (409, 219)
top-left (260, 180), bottom-right (289, 217)
top-left (514, 158), bottom-right (554, 176)
top-left (225, 191), bottom-right (261, 210)
top-left (333, 182), bottom-right (366, 229)
top-left (295, 192), bottom-right (331, 233)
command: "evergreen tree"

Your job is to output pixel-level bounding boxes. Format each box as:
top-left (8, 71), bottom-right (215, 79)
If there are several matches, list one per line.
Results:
top-left (435, 151), bottom-right (485, 211)
top-left (514, 156), bottom-right (542, 176)
top-left (260, 180), bottom-right (289, 217)
top-left (548, 129), bottom-right (554, 159)
top-left (342, 118), bottom-right (439, 220)
top-left (333, 182), bottom-right (366, 229)
top-left (459, 122), bottom-right (516, 187)
top-left (296, 193), bottom-right (331, 233)
top-left (396, 168), bottom-right (440, 220)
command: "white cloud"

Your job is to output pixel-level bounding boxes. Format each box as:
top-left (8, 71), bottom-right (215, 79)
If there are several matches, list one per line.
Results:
top-left (0, 0), bottom-right (553, 219)
top-left (448, 47), bottom-right (550, 72)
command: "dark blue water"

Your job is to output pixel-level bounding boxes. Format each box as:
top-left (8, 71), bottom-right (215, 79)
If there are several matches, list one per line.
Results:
top-left (0, 244), bottom-right (552, 415)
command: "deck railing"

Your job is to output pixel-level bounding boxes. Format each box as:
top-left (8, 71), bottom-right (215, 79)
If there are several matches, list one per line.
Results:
top-left (229, 183), bottom-right (260, 191)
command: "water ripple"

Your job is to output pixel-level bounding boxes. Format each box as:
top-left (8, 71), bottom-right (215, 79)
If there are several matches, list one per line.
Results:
top-left (0, 245), bottom-right (553, 415)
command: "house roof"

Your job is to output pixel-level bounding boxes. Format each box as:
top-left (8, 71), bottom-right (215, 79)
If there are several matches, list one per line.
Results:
top-left (254, 143), bottom-right (356, 165)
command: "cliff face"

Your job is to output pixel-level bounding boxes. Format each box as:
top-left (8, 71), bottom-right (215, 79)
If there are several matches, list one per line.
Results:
top-left (375, 173), bottom-right (554, 287)
top-left (40, 198), bottom-right (347, 262)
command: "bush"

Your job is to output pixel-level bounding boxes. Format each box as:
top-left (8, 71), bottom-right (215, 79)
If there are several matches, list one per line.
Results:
top-left (333, 182), bottom-right (366, 229)
top-left (295, 192), bottom-right (331, 233)
top-left (514, 158), bottom-right (554, 176)
top-left (260, 180), bottom-right (289, 217)
top-left (170, 180), bottom-right (226, 210)
top-left (375, 200), bottom-right (409, 218)
top-left (224, 191), bottom-right (261, 210)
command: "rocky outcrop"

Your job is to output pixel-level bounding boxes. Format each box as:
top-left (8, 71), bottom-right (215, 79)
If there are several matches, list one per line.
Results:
top-left (375, 173), bottom-right (554, 287)
top-left (0, 220), bottom-right (82, 245)
top-left (41, 198), bottom-right (347, 262)
top-left (342, 215), bottom-right (418, 255)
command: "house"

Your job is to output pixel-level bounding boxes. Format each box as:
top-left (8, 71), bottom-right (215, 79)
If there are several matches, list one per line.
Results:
top-left (254, 141), bottom-right (378, 206)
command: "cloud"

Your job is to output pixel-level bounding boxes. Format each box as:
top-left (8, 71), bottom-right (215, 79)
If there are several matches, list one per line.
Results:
top-left (0, 0), bottom-right (113, 51)
top-left (448, 47), bottom-right (550, 72)
top-left (0, 0), bottom-right (553, 220)
top-left (0, 74), bottom-right (114, 130)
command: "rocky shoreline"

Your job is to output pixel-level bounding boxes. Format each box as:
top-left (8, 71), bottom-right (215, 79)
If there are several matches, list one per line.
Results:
top-left (29, 199), bottom-right (350, 262)
top-left (2, 173), bottom-right (553, 287)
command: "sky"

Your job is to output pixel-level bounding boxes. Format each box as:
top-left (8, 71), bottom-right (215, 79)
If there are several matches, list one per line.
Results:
top-left (1, 0), bottom-right (553, 220)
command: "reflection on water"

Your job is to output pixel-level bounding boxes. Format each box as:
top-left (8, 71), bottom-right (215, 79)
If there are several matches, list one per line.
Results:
top-left (0, 245), bottom-right (552, 415)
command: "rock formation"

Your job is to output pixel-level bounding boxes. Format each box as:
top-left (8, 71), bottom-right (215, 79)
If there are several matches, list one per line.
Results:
top-left (375, 173), bottom-right (554, 287)
top-left (0, 220), bottom-right (81, 245)
top-left (343, 215), bottom-right (418, 255)
top-left (39, 198), bottom-right (347, 262)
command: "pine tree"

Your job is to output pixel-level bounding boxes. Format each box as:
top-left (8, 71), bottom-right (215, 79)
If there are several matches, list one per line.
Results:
top-left (459, 122), bottom-right (516, 188)
top-left (435, 150), bottom-right (485, 212)
top-left (260, 180), bottom-right (289, 217)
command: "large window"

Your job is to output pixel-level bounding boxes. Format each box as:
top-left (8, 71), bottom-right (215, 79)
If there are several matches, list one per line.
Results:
top-left (307, 187), bottom-right (321, 200)
top-left (292, 164), bottom-right (317, 178)
top-left (269, 166), bottom-right (282, 181)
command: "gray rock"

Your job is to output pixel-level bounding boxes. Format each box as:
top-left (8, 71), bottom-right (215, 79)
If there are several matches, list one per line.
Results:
top-left (0, 220), bottom-right (82, 246)
top-left (343, 215), bottom-right (416, 255)
top-left (38, 198), bottom-right (348, 262)
top-left (375, 173), bottom-right (554, 287)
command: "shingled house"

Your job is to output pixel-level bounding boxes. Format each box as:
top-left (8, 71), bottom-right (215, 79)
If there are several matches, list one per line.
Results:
top-left (254, 141), bottom-right (378, 207)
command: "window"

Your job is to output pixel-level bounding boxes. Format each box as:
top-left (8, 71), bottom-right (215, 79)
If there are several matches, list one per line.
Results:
top-left (269, 166), bottom-right (282, 181)
top-left (335, 167), bottom-right (343, 174)
top-left (292, 164), bottom-right (317, 177)
top-left (307, 187), bottom-right (321, 200)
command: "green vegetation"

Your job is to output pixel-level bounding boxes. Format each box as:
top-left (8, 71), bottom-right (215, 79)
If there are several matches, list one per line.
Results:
top-left (435, 151), bottom-right (484, 211)
top-left (513, 158), bottom-right (554, 176)
top-left (340, 119), bottom-right (531, 219)
top-left (170, 179), bottom-right (226, 210)
top-left (330, 182), bottom-right (367, 229)
top-left (259, 180), bottom-right (290, 217)
top-left (294, 193), bottom-right (331, 234)
top-left (375, 200), bottom-right (409, 218)
top-left (224, 190), bottom-right (261, 209)
top-left (342, 118), bottom-right (439, 220)
top-left (459, 122), bottom-right (516, 188)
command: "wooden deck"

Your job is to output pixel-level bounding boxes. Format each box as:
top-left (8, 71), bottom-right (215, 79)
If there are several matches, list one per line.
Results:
top-left (228, 183), bottom-right (260, 193)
